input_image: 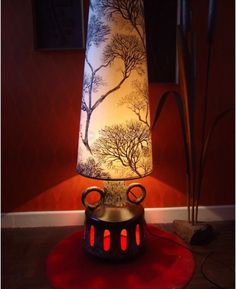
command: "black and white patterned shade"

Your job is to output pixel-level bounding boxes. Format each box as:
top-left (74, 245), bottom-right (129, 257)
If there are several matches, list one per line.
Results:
top-left (77, 0), bottom-right (153, 180)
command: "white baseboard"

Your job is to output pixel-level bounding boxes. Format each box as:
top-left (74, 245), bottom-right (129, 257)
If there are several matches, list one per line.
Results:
top-left (1, 205), bottom-right (234, 228)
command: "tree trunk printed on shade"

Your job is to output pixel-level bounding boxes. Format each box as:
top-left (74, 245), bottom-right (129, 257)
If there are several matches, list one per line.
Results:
top-left (81, 1), bottom-right (146, 152)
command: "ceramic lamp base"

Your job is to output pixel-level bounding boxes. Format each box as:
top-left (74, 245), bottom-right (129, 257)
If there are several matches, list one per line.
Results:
top-left (83, 203), bottom-right (145, 260)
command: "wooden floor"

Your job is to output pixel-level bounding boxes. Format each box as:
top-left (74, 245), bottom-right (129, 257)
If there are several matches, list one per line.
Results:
top-left (2, 221), bottom-right (234, 289)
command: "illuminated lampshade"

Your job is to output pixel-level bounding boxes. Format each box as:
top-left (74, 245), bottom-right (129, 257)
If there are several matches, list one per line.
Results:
top-left (77, 0), bottom-right (153, 180)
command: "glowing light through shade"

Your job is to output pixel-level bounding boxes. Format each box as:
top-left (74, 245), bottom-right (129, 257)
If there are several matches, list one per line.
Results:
top-left (77, 0), bottom-right (153, 180)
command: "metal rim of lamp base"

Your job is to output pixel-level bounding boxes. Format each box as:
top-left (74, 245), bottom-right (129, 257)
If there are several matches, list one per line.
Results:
top-left (82, 183), bottom-right (146, 260)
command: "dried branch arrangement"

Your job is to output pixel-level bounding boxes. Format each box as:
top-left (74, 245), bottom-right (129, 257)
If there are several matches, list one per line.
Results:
top-left (153, 0), bottom-right (231, 226)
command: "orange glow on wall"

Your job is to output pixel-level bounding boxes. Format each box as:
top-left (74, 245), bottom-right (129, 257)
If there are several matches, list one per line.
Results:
top-left (2, 0), bottom-right (234, 213)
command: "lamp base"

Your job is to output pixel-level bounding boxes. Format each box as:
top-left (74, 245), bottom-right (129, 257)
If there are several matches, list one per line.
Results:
top-left (83, 203), bottom-right (145, 260)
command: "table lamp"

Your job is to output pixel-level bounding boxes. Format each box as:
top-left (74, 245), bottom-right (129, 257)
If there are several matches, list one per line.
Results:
top-left (77, 0), bottom-right (153, 260)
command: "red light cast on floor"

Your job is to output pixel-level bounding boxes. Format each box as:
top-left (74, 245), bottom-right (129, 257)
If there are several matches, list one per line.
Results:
top-left (47, 225), bottom-right (195, 289)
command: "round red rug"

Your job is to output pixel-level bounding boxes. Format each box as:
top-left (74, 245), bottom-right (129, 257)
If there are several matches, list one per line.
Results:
top-left (47, 226), bottom-right (195, 289)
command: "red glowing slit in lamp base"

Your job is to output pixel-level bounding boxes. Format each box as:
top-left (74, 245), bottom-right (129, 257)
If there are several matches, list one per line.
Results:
top-left (120, 229), bottom-right (127, 251)
top-left (89, 226), bottom-right (141, 252)
top-left (89, 225), bottom-right (95, 247)
top-left (103, 229), bottom-right (111, 251)
top-left (136, 224), bottom-right (141, 246)
top-left (90, 228), bottom-right (140, 252)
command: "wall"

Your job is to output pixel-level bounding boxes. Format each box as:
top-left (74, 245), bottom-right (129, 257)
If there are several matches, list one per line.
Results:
top-left (2, 0), bottom-right (234, 212)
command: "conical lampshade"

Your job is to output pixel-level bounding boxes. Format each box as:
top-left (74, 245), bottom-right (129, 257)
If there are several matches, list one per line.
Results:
top-left (77, 0), bottom-right (153, 180)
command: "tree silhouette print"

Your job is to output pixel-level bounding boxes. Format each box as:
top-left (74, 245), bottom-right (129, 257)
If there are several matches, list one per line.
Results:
top-left (86, 14), bottom-right (110, 49)
top-left (119, 80), bottom-right (150, 128)
top-left (81, 33), bottom-right (146, 152)
top-left (96, 0), bottom-right (146, 49)
top-left (93, 121), bottom-right (152, 177)
top-left (77, 157), bottom-right (110, 179)
top-left (78, 0), bottom-right (152, 180)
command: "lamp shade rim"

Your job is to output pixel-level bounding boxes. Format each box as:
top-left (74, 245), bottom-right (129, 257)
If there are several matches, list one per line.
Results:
top-left (76, 168), bottom-right (153, 181)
